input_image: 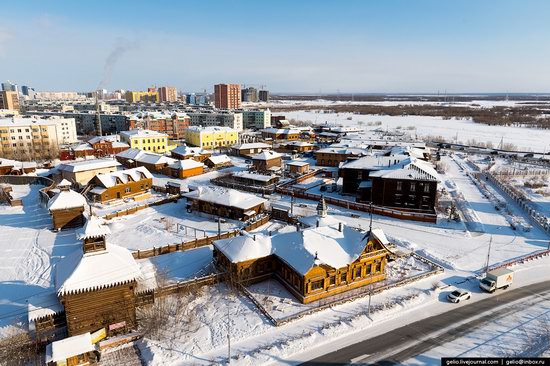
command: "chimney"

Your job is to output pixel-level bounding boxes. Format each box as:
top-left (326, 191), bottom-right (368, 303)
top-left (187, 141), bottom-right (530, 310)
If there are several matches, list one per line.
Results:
top-left (338, 222), bottom-right (342, 232)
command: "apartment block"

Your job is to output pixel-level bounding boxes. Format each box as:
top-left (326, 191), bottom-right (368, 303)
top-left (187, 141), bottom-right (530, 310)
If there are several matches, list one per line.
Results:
top-left (187, 110), bottom-right (243, 131)
top-left (125, 91), bottom-right (160, 103)
top-left (0, 91), bottom-right (20, 111)
top-left (0, 116), bottom-right (77, 160)
top-left (240, 109), bottom-right (271, 129)
top-left (128, 112), bottom-right (190, 139)
top-left (185, 126), bottom-right (238, 149)
top-left (158, 86), bottom-right (178, 102)
top-left (214, 84), bottom-right (241, 109)
top-left (120, 129), bottom-right (169, 153)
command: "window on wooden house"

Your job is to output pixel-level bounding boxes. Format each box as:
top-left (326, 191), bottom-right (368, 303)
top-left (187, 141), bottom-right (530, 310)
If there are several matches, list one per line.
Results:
top-left (376, 261), bottom-right (382, 272)
top-left (354, 266), bottom-right (362, 278)
top-left (396, 181), bottom-right (402, 191)
top-left (410, 183), bottom-right (416, 192)
top-left (424, 184), bottom-right (430, 193)
top-left (125, 187), bottom-right (131, 193)
top-left (311, 279), bottom-right (324, 291)
top-left (366, 264), bottom-right (372, 275)
top-left (329, 275), bottom-right (336, 286)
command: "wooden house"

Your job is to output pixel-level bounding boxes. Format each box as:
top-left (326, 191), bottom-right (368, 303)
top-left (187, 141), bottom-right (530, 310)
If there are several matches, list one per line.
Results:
top-left (166, 159), bottom-right (205, 179)
top-left (0, 158), bottom-right (37, 175)
top-left (261, 127), bottom-right (301, 141)
top-left (286, 161), bottom-right (310, 175)
top-left (116, 148), bottom-right (176, 173)
top-left (213, 200), bottom-right (392, 303)
top-left (72, 135), bottom-right (130, 159)
top-left (340, 156), bottom-right (439, 213)
top-left (280, 141), bottom-right (316, 153)
top-left (86, 166), bottom-right (153, 203)
top-left (47, 180), bottom-right (87, 230)
top-left (231, 171), bottom-right (279, 187)
top-left (204, 154), bottom-right (233, 169)
top-left (58, 159), bottom-right (122, 187)
top-left (171, 145), bottom-right (212, 162)
top-left (45, 332), bottom-right (95, 366)
top-left (251, 150), bottom-right (282, 173)
top-left (54, 216), bottom-right (141, 337)
top-left (184, 186), bottom-right (267, 221)
top-left (231, 142), bottom-right (271, 157)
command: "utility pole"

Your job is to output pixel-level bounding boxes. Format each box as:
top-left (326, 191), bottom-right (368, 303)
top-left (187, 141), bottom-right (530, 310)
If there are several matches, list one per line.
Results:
top-left (485, 235), bottom-right (493, 274)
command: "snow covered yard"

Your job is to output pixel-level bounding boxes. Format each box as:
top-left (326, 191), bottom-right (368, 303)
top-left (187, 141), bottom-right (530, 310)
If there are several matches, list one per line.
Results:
top-left (106, 198), bottom-right (242, 251)
top-left (245, 254), bottom-right (434, 322)
top-left (0, 184), bottom-right (80, 335)
top-left (91, 191), bottom-right (171, 217)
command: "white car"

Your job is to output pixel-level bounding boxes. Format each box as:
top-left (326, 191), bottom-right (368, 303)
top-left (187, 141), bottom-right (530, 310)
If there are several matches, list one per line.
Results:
top-left (447, 289), bottom-right (471, 303)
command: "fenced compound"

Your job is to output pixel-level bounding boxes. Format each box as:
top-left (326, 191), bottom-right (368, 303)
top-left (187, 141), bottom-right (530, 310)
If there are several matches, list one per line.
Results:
top-left (0, 175), bottom-right (55, 206)
top-left (101, 195), bottom-right (180, 220)
top-left (240, 252), bottom-right (444, 326)
top-left (486, 172), bottom-right (550, 235)
top-left (132, 214), bottom-right (270, 259)
top-left (275, 170), bottom-right (438, 223)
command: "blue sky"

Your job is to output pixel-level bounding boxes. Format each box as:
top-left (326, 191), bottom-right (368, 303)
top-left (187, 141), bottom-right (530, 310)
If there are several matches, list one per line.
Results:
top-left (1, 1), bottom-right (549, 93)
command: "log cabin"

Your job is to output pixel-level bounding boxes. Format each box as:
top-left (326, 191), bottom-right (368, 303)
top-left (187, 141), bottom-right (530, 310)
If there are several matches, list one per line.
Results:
top-left (231, 142), bottom-right (272, 157)
top-left (54, 216), bottom-right (141, 337)
top-left (279, 141), bottom-right (316, 153)
top-left (213, 199), bottom-right (392, 303)
top-left (251, 150), bottom-right (282, 173)
top-left (86, 166), bottom-right (153, 203)
top-left (184, 186), bottom-right (267, 221)
top-left (204, 154), bottom-right (233, 169)
top-left (47, 179), bottom-right (87, 230)
top-left (166, 159), bottom-right (205, 179)
top-left (286, 161), bottom-right (310, 175)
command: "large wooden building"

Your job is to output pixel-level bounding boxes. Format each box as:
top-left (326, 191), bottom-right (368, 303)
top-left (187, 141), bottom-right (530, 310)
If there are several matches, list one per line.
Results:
top-left (231, 142), bottom-right (271, 157)
top-left (86, 166), bottom-right (153, 203)
top-left (54, 216), bottom-right (141, 337)
top-left (57, 159), bottom-right (122, 187)
top-left (314, 147), bottom-right (368, 167)
top-left (116, 148), bottom-right (205, 179)
top-left (339, 155), bottom-right (439, 213)
top-left (184, 186), bottom-right (267, 221)
top-left (47, 180), bottom-right (87, 230)
top-left (171, 145), bottom-right (212, 162)
top-left (213, 199), bottom-right (392, 303)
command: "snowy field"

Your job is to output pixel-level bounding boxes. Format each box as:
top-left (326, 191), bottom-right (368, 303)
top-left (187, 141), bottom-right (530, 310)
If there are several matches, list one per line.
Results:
top-left (284, 109), bottom-right (550, 152)
top-left (0, 185), bottom-right (81, 334)
top-left (107, 199), bottom-right (241, 251)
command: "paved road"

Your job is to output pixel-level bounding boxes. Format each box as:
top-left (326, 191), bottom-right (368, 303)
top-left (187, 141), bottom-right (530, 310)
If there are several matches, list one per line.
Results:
top-left (300, 280), bottom-right (550, 365)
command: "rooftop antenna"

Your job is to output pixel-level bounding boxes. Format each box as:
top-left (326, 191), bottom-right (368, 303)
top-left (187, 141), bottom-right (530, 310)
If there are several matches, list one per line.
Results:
top-left (95, 91), bottom-right (102, 136)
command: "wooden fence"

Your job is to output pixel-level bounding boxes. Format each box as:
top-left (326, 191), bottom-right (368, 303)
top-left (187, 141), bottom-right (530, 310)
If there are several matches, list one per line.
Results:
top-left (102, 195), bottom-right (180, 220)
top-left (132, 215), bottom-right (271, 259)
top-left (136, 273), bottom-right (222, 306)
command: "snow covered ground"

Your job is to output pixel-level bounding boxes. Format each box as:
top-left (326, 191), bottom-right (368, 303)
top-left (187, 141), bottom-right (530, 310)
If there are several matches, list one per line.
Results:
top-left (107, 199), bottom-right (241, 251)
top-left (0, 185), bottom-right (80, 335)
top-left (283, 110), bottom-right (550, 152)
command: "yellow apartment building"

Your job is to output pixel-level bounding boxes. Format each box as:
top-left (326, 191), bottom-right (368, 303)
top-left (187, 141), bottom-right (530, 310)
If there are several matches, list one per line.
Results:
top-left (119, 129), bottom-right (170, 153)
top-left (184, 126), bottom-right (238, 149)
top-left (125, 91), bottom-right (160, 103)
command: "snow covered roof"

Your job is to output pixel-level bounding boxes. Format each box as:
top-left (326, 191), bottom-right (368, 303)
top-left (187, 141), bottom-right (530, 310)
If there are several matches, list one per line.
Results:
top-left (232, 142), bottom-right (271, 150)
top-left (88, 134), bottom-right (120, 144)
top-left (47, 189), bottom-right (87, 211)
top-left (252, 150), bottom-right (281, 160)
top-left (28, 292), bottom-right (63, 323)
top-left (184, 186), bottom-right (267, 210)
top-left (232, 171), bottom-right (277, 182)
top-left (284, 141), bottom-right (314, 147)
top-left (55, 243), bottom-right (141, 296)
top-left (117, 148), bottom-right (176, 166)
top-left (298, 214), bottom-right (342, 229)
top-left (214, 224), bottom-right (387, 275)
top-left (287, 161), bottom-right (310, 167)
top-left (57, 179), bottom-right (72, 187)
top-left (206, 154), bottom-right (232, 165)
top-left (341, 155), bottom-right (410, 170)
top-left (94, 166), bottom-right (153, 188)
top-left (369, 158), bottom-right (440, 182)
top-left (214, 233), bottom-right (272, 263)
top-left (262, 127), bottom-right (301, 134)
top-left (168, 159), bottom-right (204, 170)
top-left (58, 159), bottom-right (121, 173)
top-left (116, 147), bottom-right (144, 160)
top-left (171, 145), bottom-right (210, 157)
top-left (45, 332), bottom-right (94, 363)
top-left (120, 129), bottom-right (168, 138)
top-left (77, 216), bottom-right (111, 240)
top-left (0, 158), bottom-right (37, 169)
top-left (316, 147), bottom-right (368, 155)
top-left (73, 143), bottom-right (94, 151)
top-left (187, 126), bottom-right (236, 133)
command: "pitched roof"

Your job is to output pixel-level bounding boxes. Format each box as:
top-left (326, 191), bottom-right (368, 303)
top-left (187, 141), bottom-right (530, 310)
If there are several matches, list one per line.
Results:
top-left (183, 186), bottom-right (267, 210)
top-left (171, 145), bottom-right (210, 157)
top-left (120, 129), bottom-right (168, 138)
top-left (252, 150), bottom-right (281, 160)
top-left (94, 166), bottom-right (153, 188)
top-left (57, 159), bottom-right (121, 173)
top-left (168, 159), bottom-right (205, 170)
top-left (232, 142), bottom-right (271, 150)
top-left (55, 243), bottom-right (141, 296)
top-left (77, 216), bottom-right (111, 241)
top-left (45, 332), bottom-right (94, 364)
top-left (47, 189), bottom-right (87, 211)
top-left (206, 154), bottom-right (232, 165)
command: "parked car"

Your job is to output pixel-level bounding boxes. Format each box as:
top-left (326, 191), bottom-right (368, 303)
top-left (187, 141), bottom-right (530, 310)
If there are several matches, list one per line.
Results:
top-left (447, 289), bottom-right (471, 303)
